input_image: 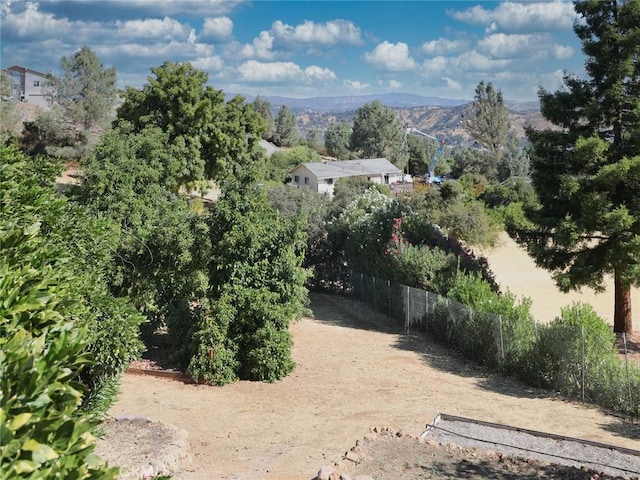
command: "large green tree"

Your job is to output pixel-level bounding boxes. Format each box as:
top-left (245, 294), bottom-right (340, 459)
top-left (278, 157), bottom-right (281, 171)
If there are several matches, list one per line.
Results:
top-left (463, 81), bottom-right (511, 178)
top-left (117, 61), bottom-right (265, 189)
top-left (273, 104), bottom-right (299, 147)
top-left (48, 46), bottom-right (118, 132)
top-left (324, 119), bottom-right (352, 160)
top-left (511, 0), bottom-right (640, 333)
top-left (467, 86), bottom-right (529, 183)
top-left (186, 183), bottom-right (309, 384)
top-left (251, 95), bottom-right (275, 141)
top-left (350, 100), bottom-right (409, 169)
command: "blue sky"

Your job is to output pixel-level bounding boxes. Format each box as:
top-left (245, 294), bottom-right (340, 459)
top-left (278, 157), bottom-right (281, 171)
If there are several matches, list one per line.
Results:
top-left (1, 0), bottom-right (586, 101)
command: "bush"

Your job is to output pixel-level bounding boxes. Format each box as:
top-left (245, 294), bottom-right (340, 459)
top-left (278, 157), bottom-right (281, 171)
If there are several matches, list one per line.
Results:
top-left (527, 303), bottom-right (619, 397)
top-left (0, 224), bottom-right (118, 479)
top-left (447, 273), bottom-right (536, 371)
top-left (1, 144), bottom-right (144, 417)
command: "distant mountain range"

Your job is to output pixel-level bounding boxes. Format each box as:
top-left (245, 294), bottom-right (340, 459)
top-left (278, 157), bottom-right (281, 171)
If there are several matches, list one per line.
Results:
top-left (230, 92), bottom-right (540, 113)
top-left (227, 92), bottom-right (548, 143)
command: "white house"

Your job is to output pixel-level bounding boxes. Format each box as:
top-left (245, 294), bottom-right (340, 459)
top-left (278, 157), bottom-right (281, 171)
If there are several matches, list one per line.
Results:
top-left (2, 65), bottom-right (51, 109)
top-left (290, 158), bottom-right (404, 197)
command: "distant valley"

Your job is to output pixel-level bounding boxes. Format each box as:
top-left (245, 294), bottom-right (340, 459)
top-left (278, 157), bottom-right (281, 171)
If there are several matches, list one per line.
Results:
top-left (230, 92), bottom-right (552, 144)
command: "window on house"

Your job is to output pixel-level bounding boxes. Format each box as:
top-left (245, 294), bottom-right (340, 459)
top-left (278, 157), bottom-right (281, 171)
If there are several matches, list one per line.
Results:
top-left (33, 80), bottom-right (41, 87)
top-left (304, 177), bottom-right (309, 185)
top-left (326, 178), bottom-right (333, 185)
top-left (384, 175), bottom-right (390, 184)
top-left (294, 175), bottom-right (300, 183)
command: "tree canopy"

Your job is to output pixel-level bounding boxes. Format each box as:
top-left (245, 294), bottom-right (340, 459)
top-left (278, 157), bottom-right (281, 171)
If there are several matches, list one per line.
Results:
top-left (350, 100), bottom-right (409, 169)
top-left (324, 119), bottom-right (352, 160)
top-left (510, 0), bottom-right (640, 333)
top-left (116, 61), bottom-right (265, 190)
top-left (273, 104), bottom-right (300, 147)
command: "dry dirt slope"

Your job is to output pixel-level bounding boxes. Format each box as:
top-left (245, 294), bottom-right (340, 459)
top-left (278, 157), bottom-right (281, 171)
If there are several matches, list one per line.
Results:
top-left (104, 293), bottom-right (640, 479)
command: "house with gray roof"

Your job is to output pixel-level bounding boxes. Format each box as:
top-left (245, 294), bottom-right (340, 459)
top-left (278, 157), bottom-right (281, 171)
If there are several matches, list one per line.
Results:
top-left (290, 158), bottom-right (404, 197)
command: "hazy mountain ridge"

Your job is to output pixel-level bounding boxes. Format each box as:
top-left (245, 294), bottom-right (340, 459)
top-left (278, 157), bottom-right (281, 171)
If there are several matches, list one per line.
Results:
top-left (230, 92), bottom-right (551, 142)
top-left (232, 92), bottom-right (470, 112)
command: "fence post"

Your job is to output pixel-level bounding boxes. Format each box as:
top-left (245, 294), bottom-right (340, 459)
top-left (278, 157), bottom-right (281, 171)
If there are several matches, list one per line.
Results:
top-left (387, 279), bottom-right (391, 318)
top-left (581, 325), bottom-right (586, 402)
top-left (372, 276), bottom-right (376, 310)
top-left (623, 333), bottom-right (632, 411)
top-left (405, 285), bottom-right (410, 334)
top-left (498, 315), bottom-right (505, 363)
top-left (425, 290), bottom-right (429, 336)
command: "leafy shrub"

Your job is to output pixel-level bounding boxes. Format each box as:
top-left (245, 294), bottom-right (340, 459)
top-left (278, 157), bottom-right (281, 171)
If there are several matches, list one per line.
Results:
top-left (184, 186), bottom-right (308, 384)
top-left (0, 224), bottom-right (118, 479)
top-left (2, 145), bottom-right (144, 417)
top-left (447, 273), bottom-right (536, 371)
top-left (527, 303), bottom-right (619, 397)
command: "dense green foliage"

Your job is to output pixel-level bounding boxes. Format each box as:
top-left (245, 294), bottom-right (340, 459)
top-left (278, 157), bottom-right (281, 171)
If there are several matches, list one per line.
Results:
top-left (185, 185), bottom-right (309, 384)
top-left (251, 96), bottom-right (276, 141)
top-left (464, 82), bottom-right (510, 161)
top-left (350, 100), bottom-right (409, 169)
top-left (32, 46), bottom-right (119, 160)
top-left (1, 146), bottom-right (144, 413)
top-left (461, 82), bottom-right (528, 182)
top-left (0, 145), bottom-right (141, 477)
top-left (116, 61), bottom-right (265, 189)
top-left (266, 145), bottom-right (322, 183)
top-left (273, 104), bottom-right (300, 147)
top-left (0, 72), bottom-right (21, 144)
top-left (525, 303), bottom-right (639, 415)
top-left (511, 0), bottom-right (640, 333)
top-left (77, 61), bottom-right (310, 386)
top-left (324, 119), bottom-right (352, 160)
top-left (0, 224), bottom-right (119, 479)
top-left (50, 46), bottom-right (118, 131)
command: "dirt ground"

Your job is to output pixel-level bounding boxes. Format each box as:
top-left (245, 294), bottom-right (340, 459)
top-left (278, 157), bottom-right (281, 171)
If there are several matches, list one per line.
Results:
top-left (104, 286), bottom-right (640, 479)
top-left (479, 233), bottom-right (639, 331)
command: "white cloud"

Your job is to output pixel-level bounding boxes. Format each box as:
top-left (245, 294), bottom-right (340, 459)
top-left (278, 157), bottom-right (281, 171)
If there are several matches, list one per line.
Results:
top-left (364, 41), bottom-right (418, 71)
top-left (452, 50), bottom-right (511, 71)
top-left (421, 38), bottom-right (468, 55)
top-left (238, 31), bottom-right (275, 60)
top-left (271, 19), bottom-right (362, 46)
top-left (55, 0), bottom-right (247, 16)
top-left (552, 44), bottom-right (574, 60)
top-left (449, 1), bottom-right (578, 33)
top-left (344, 79), bottom-right (370, 90)
top-left (443, 77), bottom-right (462, 90)
top-left (478, 33), bottom-right (544, 59)
top-left (237, 60), bottom-right (336, 83)
top-left (201, 17), bottom-right (233, 41)
top-left (3, 1), bottom-right (76, 37)
top-left (388, 79), bottom-right (402, 89)
top-left (422, 56), bottom-right (448, 75)
top-left (115, 17), bottom-right (193, 41)
top-left (303, 65), bottom-right (337, 81)
top-left (192, 56), bottom-right (224, 71)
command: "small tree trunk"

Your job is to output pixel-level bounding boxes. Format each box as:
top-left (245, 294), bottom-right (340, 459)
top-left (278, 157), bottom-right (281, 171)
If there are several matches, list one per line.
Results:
top-left (613, 271), bottom-right (632, 334)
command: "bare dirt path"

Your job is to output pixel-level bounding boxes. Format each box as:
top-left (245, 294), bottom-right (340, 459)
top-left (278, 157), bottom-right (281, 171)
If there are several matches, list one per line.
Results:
top-left (108, 294), bottom-right (639, 480)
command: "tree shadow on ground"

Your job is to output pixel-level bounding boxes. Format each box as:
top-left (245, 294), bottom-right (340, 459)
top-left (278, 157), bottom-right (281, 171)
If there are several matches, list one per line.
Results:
top-left (600, 418), bottom-right (640, 443)
top-left (310, 292), bottom-right (551, 401)
top-left (423, 458), bottom-right (605, 480)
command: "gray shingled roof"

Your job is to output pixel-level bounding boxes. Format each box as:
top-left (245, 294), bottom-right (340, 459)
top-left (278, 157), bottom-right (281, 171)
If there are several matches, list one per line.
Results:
top-left (299, 158), bottom-right (401, 180)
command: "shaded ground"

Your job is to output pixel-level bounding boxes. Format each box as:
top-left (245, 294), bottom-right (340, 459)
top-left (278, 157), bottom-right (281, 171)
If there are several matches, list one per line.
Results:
top-left (102, 294), bottom-right (640, 479)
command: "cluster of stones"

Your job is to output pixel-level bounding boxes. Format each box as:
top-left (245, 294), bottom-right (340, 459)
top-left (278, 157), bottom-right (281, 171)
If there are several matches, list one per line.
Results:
top-left (313, 426), bottom-right (421, 480)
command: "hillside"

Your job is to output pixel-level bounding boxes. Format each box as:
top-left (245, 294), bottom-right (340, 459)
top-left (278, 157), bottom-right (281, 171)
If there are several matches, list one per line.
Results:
top-left (297, 103), bottom-right (552, 144)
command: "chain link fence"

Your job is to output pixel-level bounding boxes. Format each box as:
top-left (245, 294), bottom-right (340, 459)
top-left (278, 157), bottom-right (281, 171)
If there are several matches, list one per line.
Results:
top-left (347, 271), bottom-right (639, 418)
